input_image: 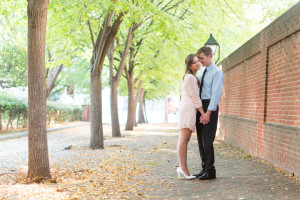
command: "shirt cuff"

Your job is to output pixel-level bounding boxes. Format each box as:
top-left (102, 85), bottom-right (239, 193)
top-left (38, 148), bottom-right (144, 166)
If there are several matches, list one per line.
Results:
top-left (207, 104), bottom-right (217, 111)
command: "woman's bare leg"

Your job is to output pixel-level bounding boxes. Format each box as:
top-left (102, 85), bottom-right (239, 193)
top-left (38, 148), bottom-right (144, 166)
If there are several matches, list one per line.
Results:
top-left (177, 128), bottom-right (192, 176)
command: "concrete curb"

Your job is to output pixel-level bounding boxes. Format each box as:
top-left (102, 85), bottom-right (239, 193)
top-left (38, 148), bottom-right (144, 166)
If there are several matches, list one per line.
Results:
top-left (0, 123), bottom-right (88, 141)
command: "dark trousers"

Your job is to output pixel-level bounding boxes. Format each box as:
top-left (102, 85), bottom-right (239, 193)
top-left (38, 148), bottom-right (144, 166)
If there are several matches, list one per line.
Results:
top-left (196, 100), bottom-right (219, 172)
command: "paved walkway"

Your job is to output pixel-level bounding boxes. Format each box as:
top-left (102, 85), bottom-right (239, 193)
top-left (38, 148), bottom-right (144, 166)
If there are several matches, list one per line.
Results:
top-left (0, 121), bottom-right (88, 141)
top-left (0, 123), bottom-right (299, 199)
top-left (123, 124), bottom-right (299, 199)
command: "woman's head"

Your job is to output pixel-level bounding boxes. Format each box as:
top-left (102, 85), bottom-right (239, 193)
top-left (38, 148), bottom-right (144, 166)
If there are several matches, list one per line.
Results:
top-left (185, 54), bottom-right (201, 75)
top-left (184, 54), bottom-right (201, 87)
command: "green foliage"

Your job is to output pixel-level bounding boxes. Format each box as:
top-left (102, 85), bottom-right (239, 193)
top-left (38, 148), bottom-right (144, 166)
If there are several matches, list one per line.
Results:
top-left (0, 7), bottom-right (27, 88)
top-left (0, 92), bottom-right (27, 129)
top-left (46, 101), bottom-right (83, 122)
top-left (115, 0), bottom-right (299, 100)
top-left (0, 92), bottom-right (27, 114)
top-left (1, 0), bottom-right (298, 101)
top-left (0, 92), bottom-right (83, 129)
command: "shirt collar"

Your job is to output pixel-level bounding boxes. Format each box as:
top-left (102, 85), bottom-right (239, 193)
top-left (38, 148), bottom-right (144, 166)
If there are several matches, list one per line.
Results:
top-left (206, 63), bottom-right (215, 71)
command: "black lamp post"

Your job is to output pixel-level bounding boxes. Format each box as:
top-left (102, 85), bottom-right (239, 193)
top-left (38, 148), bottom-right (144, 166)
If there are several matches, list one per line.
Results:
top-left (205, 34), bottom-right (220, 64)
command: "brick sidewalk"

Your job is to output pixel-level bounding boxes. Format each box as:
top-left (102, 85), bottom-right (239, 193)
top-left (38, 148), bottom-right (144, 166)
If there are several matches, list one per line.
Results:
top-left (119, 124), bottom-right (299, 199)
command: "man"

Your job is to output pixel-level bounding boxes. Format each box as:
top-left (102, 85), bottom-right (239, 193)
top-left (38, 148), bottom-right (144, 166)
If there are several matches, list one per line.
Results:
top-left (194, 46), bottom-right (224, 180)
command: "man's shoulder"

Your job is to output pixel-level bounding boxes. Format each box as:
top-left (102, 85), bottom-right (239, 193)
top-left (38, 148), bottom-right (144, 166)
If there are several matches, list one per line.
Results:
top-left (212, 64), bottom-right (223, 74)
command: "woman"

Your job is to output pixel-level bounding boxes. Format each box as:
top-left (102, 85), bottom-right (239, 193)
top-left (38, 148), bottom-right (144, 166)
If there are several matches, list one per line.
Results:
top-left (177, 54), bottom-right (205, 180)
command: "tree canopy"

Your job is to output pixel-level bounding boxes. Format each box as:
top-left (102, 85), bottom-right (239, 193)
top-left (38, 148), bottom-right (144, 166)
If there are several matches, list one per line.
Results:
top-left (0, 0), bottom-right (298, 98)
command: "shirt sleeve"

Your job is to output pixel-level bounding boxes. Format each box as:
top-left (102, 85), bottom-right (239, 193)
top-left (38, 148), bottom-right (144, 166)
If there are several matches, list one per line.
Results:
top-left (185, 75), bottom-right (202, 108)
top-left (208, 70), bottom-right (224, 111)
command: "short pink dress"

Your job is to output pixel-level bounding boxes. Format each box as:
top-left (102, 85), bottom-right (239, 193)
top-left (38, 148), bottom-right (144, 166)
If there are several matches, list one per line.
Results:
top-left (177, 74), bottom-right (202, 132)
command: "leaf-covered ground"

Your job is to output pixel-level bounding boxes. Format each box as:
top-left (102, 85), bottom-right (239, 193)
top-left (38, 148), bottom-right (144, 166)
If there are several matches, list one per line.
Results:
top-left (0, 123), bottom-right (299, 199)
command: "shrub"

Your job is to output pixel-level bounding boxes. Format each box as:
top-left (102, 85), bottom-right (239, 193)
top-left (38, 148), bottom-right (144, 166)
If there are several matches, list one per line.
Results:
top-left (0, 92), bottom-right (83, 130)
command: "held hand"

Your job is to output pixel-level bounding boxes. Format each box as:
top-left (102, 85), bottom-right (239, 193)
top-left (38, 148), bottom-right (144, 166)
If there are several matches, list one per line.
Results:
top-left (200, 111), bottom-right (211, 125)
top-left (200, 116), bottom-right (209, 125)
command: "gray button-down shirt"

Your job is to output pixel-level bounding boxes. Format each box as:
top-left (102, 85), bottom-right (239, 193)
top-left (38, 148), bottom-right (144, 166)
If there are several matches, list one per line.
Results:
top-left (197, 63), bottom-right (224, 111)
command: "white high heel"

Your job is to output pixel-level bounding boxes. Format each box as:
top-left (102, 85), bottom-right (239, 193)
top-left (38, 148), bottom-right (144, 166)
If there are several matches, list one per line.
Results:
top-left (176, 167), bottom-right (196, 180)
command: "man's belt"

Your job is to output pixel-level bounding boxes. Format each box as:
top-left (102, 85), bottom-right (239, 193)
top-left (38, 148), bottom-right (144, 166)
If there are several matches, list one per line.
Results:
top-left (201, 99), bottom-right (210, 103)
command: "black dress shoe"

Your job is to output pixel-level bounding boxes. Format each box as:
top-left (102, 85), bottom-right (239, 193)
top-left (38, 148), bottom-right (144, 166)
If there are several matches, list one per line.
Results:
top-left (193, 170), bottom-right (205, 178)
top-left (198, 171), bottom-right (216, 180)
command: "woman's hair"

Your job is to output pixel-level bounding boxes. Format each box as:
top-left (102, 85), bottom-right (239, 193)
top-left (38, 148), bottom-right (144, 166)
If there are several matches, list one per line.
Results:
top-left (183, 54), bottom-right (200, 87)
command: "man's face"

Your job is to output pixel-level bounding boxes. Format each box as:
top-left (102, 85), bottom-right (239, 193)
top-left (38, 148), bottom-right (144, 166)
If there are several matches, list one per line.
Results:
top-left (197, 52), bottom-right (211, 67)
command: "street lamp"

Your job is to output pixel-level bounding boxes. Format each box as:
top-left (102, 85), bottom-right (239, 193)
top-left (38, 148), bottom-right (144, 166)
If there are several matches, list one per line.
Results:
top-left (205, 34), bottom-right (220, 64)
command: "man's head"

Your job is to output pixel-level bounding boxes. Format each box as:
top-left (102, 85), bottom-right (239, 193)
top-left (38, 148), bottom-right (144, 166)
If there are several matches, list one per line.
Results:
top-left (196, 46), bottom-right (213, 67)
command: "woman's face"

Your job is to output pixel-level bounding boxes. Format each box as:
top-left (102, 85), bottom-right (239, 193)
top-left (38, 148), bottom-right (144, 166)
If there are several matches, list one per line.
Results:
top-left (189, 56), bottom-right (201, 73)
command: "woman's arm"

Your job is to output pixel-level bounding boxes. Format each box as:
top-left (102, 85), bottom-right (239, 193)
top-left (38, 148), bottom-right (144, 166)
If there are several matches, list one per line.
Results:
top-left (185, 75), bottom-right (202, 109)
top-left (198, 107), bottom-right (205, 116)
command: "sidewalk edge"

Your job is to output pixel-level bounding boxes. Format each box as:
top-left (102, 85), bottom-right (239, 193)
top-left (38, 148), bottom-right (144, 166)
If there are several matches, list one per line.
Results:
top-left (0, 123), bottom-right (88, 141)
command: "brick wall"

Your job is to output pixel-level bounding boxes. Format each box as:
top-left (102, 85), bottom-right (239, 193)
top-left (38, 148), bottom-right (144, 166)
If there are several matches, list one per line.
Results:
top-left (218, 2), bottom-right (300, 177)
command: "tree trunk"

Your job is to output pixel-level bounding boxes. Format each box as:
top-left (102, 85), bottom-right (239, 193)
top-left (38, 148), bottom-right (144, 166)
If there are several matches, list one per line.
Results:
top-left (0, 113), bottom-right (2, 130)
top-left (109, 40), bottom-right (121, 137)
top-left (133, 82), bottom-right (143, 127)
top-left (143, 92), bottom-right (148, 123)
top-left (89, 11), bottom-right (123, 149)
top-left (6, 112), bottom-right (14, 130)
top-left (164, 96), bottom-right (168, 123)
top-left (23, 113), bottom-right (28, 128)
top-left (138, 89), bottom-right (145, 124)
top-left (124, 46), bottom-right (141, 130)
top-left (27, 0), bottom-right (51, 179)
top-left (16, 113), bottom-right (20, 128)
top-left (125, 79), bottom-right (135, 130)
top-left (133, 107), bottom-right (138, 127)
top-left (110, 83), bottom-right (121, 137)
top-left (109, 26), bottom-right (134, 137)
top-left (144, 101), bottom-right (148, 123)
top-left (90, 72), bottom-right (104, 149)
top-left (125, 79), bottom-right (142, 130)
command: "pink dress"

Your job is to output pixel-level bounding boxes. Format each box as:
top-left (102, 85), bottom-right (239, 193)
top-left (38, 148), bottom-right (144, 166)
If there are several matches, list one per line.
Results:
top-left (178, 74), bottom-right (202, 132)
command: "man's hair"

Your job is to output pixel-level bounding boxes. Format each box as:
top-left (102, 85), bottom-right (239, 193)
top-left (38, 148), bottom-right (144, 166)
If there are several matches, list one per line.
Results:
top-left (196, 46), bottom-right (213, 57)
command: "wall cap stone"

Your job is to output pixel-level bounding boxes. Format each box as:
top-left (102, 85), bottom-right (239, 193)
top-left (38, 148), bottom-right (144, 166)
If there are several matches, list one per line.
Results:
top-left (220, 114), bottom-right (258, 124)
top-left (264, 122), bottom-right (300, 132)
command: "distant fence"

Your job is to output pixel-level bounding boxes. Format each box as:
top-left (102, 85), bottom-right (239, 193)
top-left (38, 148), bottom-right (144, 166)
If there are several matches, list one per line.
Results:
top-left (81, 105), bottom-right (90, 121)
top-left (218, 2), bottom-right (300, 177)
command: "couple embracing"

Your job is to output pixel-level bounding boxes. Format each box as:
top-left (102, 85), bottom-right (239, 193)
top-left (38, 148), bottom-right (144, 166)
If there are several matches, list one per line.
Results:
top-left (177, 46), bottom-right (224, 180)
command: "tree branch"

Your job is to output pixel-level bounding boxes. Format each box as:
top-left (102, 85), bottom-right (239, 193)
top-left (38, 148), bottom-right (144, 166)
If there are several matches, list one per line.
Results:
top-left (91, 10), bottom-right (114, 73)
top-left (96, 12), bottom-right (124, 74)
top-left (124, 65), bottom-right (130, 80)
top-left (108, 37), bottom-right (115, 85)
top-left (161, 0), bottom-right (174, 11)
top-left (87, 20), bottom-right (95, 48)
top-left (128, 47), bottom-right (135, 76)
top-left (134, 80), bottom-right (143, 106)
top-left (163, 0), bottom-right (184, 12)
top-left (115, 25), bottom-right (134, 84)
top-left (46, 64), bottom-right (63, 98)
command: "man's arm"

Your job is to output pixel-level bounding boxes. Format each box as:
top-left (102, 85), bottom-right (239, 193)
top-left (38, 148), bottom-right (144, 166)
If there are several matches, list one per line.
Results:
top-left (201, 69), bottom-right (223, 124)
top-left (207, 69), bottom-right (224, 111)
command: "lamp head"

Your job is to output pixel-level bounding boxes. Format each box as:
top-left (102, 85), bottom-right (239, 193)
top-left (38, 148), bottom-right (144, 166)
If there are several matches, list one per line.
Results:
top-left (205, 34), bottom-right (219, 55)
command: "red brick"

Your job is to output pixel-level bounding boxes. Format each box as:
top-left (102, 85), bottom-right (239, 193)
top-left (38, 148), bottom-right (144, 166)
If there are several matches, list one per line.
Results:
top-left (218, 3), bottom-right (300, 178)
